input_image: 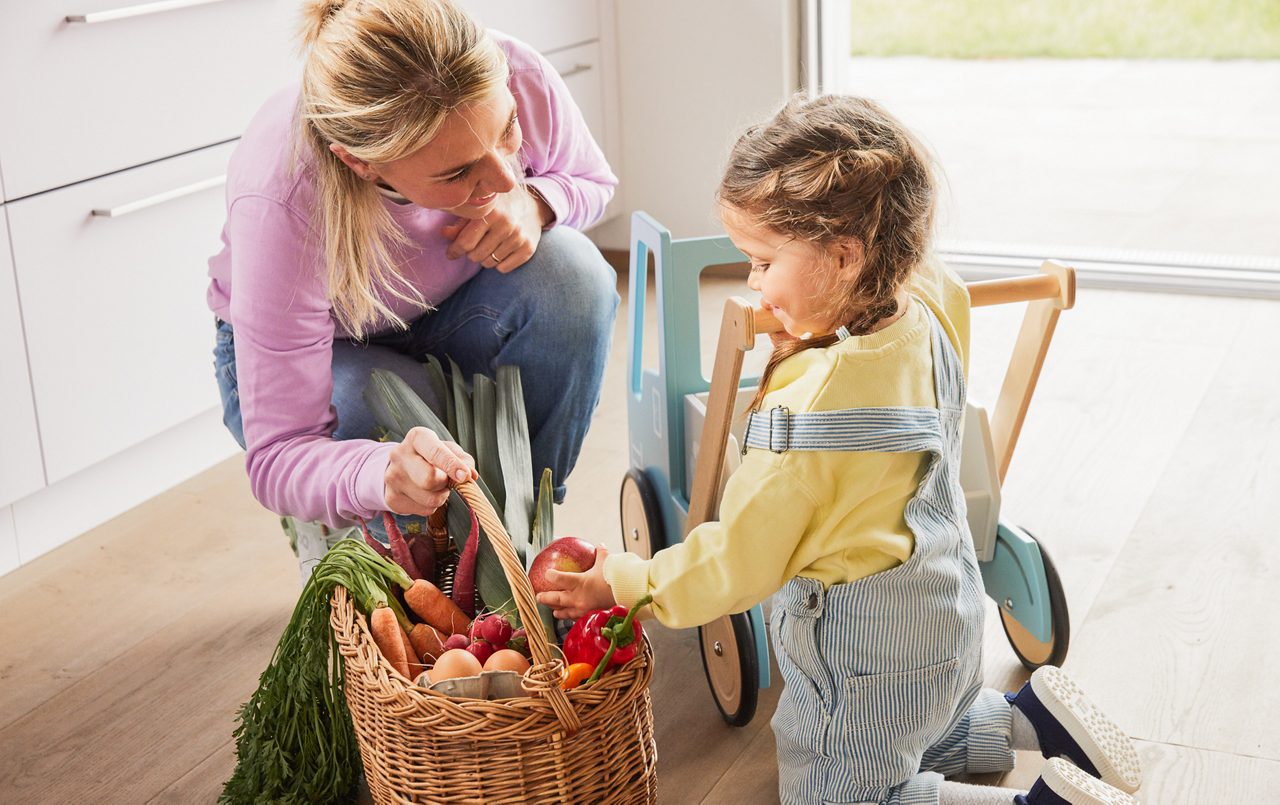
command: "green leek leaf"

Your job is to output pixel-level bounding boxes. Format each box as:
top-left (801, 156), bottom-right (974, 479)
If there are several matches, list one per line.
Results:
top-left (423, 355), bottom-right (455, 436)
top-left (449, 357), bottom-right (474, 455)
top-left (471, 373), bottom-right (506, 520)
top-left (495, 366), bottom-right (534, 567)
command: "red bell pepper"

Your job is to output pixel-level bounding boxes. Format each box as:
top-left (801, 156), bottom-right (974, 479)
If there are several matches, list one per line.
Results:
top-left (562, 595), bottom-right (652, 684)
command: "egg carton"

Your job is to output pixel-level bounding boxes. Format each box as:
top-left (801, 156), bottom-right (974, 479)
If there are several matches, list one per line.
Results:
top-left (417, 669), bottom-right (535, 700)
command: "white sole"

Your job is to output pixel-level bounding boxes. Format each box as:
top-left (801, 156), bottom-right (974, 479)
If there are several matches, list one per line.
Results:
top-left (1042, 757), bottom-right (1140, 804)
top-left (1032, 667), bottom-right (1143, 793)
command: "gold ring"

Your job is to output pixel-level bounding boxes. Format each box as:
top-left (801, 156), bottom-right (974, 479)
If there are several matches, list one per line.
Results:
top-left (490, 252), bottom-right (500, 263)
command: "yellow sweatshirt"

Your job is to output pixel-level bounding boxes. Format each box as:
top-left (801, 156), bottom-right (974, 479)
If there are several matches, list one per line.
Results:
top-left (603, 258), bottom-right (971, 629)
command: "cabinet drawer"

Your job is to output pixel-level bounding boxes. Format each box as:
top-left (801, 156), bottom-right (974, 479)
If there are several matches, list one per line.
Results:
top-left (0, 211), bottom-right (46, 506)
top-left (0, 0), bottom-right (297, 199)
top-left (7, 142), bottom-right (234, 483)
top-left (546, 41), bottom-right (606, 157)
top-left (458, 0), bottom-right (599, 55)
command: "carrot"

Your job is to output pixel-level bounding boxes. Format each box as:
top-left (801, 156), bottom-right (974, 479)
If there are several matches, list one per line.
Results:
top-left (383, 512), bottom-right (423, 580)
top-left (370, 607), bottom-right (410, 678)
top-left (404, 579), bottom-right (471, 635)
top-left (359, 519), bottom-right (390, 559)
top-left (409, 623), bottom-right (446, 663)
top-left (451, 511), bottom-right (479, 618)
top-left (399, 627), bottom-right (426, 679)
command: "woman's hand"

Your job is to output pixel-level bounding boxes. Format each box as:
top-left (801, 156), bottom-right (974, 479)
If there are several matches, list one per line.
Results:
top-left (535, 545), bottom-right (617, 620)
top-left (383, 426), bottom-right (477, 516)
top-left (442, 186), bottom-right (554, 273)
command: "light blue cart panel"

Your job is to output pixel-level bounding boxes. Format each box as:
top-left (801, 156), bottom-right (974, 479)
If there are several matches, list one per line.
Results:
top-left (627, 212), bottom-right (771, 690)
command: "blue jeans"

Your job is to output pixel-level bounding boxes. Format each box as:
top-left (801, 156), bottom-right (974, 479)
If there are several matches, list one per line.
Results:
top-left (212, 226), bottom-right (619, 514)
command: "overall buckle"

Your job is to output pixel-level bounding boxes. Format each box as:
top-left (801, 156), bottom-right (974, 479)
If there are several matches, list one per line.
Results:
top-left (769, 405), bottom-right (790, 453)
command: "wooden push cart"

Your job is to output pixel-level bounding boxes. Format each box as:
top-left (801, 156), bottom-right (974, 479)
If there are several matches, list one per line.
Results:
top-left (620, 212), bottom-right (1076, 726)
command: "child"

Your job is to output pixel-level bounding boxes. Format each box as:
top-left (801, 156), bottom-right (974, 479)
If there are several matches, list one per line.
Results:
top-left (537, 95), bottom-right (1142, 805)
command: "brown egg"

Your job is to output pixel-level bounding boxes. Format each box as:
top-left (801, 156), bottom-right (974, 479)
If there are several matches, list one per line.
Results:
top-left (429, 648), bottom-right (483, 683)
top-left (483, 649), bottom-right (531, 675)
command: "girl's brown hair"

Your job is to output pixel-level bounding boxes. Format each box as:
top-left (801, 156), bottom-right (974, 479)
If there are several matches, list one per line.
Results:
top-left (718, 95), bottom-right (937, 410)
top-left (298, 0), bottom-right (507, 338)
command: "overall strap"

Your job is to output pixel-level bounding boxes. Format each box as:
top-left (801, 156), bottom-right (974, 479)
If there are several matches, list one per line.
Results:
top-left (743, 300), bottom-right (964, 454)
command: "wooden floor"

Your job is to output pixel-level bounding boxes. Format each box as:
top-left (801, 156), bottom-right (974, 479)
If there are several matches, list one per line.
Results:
top-left (2, 273), bottom-right (1278, 804)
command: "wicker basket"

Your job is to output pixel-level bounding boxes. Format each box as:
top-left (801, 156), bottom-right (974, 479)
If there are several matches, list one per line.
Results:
top-left (331, 482), bottom-right (658, 804)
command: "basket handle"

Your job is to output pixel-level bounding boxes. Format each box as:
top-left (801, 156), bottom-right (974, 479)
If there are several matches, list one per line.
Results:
top-left (454, 480), bottom-right (581, 735)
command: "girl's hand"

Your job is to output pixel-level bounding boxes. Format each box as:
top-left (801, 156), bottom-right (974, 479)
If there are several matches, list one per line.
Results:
top-left (442, 186), bottom-right (554, 273)
top-left (383, 426), bottom-right (477, 516)
top-left (536, 546), bottom-right (617, 620)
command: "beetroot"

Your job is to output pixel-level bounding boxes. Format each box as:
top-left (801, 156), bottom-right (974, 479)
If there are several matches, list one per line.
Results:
top-left (442, 633), bottom-right (470, 652)
top-left (466, 639), bottom-right (495, 666)
top-left (479, 614), bottom-right (513, 648)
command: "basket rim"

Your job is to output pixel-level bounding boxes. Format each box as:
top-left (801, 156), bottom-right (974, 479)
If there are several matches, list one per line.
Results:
top-left (331, 585), bottom-right (653, 719)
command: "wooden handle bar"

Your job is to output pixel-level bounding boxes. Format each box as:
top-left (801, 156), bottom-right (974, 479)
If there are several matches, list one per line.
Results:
top-left (747, 263), bottom-right (1075, 339)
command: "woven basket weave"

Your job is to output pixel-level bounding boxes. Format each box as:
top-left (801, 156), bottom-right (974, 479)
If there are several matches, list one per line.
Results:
top-left (331, 482), bottom-right (658, 804)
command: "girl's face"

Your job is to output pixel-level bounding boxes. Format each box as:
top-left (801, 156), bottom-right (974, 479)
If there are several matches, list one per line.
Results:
top-left (332, 89), bottom-right (523, 219)
top-left (720, 204), bottom-right (852, 338)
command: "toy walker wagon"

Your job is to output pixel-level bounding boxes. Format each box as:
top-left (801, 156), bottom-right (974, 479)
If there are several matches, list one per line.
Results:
top-left (619, 212), bottom-right (1075, 726)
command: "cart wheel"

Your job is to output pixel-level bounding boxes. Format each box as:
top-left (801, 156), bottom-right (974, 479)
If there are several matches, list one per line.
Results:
top-left (999, 532), bottom-right (1070, 670)
top-left (698, 612), bottom-right (759, 727)
top-left (619, 468), bottom-right (664, 560)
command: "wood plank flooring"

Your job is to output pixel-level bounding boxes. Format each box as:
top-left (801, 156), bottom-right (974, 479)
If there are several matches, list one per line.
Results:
top-left (1, 275), bottom-right (1277, 803)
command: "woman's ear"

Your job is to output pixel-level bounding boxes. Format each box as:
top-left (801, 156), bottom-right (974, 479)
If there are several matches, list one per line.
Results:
top-left (329, 143), bottom-right (377, 182)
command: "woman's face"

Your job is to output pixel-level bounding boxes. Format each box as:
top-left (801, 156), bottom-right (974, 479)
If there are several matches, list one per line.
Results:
top-left (343, 90), bottom-right (523, 219)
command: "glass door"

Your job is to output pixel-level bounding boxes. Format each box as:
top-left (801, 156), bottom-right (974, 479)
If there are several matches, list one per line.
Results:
top-left (821, 1), bottom-right (1280, 296)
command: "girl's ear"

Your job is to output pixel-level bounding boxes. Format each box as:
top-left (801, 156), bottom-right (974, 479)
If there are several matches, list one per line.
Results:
top-left (834, 238), bottom-right (865, 280)
top-left (329, 143), bottom-right (377, 182)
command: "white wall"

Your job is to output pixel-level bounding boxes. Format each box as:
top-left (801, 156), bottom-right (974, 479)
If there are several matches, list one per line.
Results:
top-left (592, 0), bottom-right (800, 248)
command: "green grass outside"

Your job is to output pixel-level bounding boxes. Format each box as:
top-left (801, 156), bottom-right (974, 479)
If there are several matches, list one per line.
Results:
top-left (850, 0), bottom-right (1280, 59)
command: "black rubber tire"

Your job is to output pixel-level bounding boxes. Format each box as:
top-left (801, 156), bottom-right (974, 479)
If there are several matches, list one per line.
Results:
top-left (698, 612), bottom-right (760, 727)
top-left (999, 530), bottom-right (1071, 670)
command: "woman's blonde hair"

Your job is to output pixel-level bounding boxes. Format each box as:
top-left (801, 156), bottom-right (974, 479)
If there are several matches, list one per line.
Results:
top-left (717, 95), bottom-right (937, 410)
top-left (298, 0), bottom-right (507, 338)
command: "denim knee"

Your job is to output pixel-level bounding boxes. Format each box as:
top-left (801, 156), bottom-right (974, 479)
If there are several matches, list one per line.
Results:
top-left (526, 227), bottom-right (620, 341)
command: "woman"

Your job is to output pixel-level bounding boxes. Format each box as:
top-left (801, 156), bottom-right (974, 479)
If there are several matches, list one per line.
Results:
top-left (208, 0), bottom-right (619, 570)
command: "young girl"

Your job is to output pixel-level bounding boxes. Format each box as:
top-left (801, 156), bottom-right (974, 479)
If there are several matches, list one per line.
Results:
top-left (537, 96), bottom-right (1143, 805)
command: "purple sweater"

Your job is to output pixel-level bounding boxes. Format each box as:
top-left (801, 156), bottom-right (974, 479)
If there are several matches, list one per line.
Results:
top-left (206, 33), bottom-right (617, 526)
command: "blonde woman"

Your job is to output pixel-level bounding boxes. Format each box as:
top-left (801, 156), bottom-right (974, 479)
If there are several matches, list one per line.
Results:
top-left (208, 0), bottom-right (618, 567)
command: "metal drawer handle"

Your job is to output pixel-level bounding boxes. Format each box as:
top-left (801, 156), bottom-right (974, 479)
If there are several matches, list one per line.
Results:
top-left (91, 175), bottom-right (225, 218)
top-left (558, 63), bottom-right (593, 79)
top-left (66, 0), bottom-right (227, 25)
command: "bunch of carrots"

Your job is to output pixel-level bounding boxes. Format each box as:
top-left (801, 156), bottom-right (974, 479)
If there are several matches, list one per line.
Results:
top-left (363, 511), bottom-right (531, 681)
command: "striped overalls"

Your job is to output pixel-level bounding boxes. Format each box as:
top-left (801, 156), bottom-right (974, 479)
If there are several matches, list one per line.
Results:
top-left (744, 305), bottom-right (1015, 804)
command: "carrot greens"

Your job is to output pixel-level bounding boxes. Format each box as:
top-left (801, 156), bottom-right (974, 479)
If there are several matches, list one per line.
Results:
top-left (220, 539), bottom-right (411, 804)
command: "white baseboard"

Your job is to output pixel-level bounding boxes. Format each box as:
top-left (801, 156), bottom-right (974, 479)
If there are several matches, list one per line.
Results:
top-left (5, 407), bottom-right (241, 570)
top-left (0, 506), bottom-right (17, 577)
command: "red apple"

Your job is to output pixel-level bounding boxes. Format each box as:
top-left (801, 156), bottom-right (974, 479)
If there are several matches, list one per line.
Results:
top-left (528, 536), bottom-right (597, 593)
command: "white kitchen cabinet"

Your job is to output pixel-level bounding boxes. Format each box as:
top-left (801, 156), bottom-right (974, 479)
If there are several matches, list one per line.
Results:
top-left (0, 0), bottom-right (300, 200)
top-left (546, 41), bottom-right (608, 155)
top-left (0, 214), bottom-right (46, 507)
top-left (457, 0), bottom-right (600, 55)
top-left (7, 142), bottom-right (234, 483)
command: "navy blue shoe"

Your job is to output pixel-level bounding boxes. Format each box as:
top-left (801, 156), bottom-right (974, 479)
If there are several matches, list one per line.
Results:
top-left (1015, 757), bottom-right (1139, 805)
top-left (1007, 666), bottom-right (1142, 793)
